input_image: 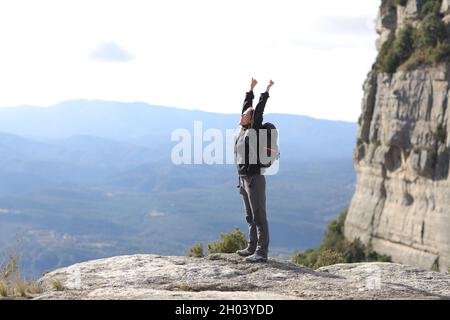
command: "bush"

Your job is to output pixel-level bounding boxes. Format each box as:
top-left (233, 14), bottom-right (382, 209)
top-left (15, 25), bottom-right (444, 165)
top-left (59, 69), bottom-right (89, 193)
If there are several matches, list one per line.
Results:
top-left (420, 0), bottom-right (443, 17)
top-left (395, 25), bottom-right (416, 61)
top-left (313, 250), bottom-right (345, 269)
top-left (365, 244), bottom-right (392, 262)
top-left (291, 249), bottom-right (320, 268)
top-left (430, 41), bottom-right (450, 63)
top-left (415, 13), bottom-right (447, 49)
top-left (291, 210), bottom-right (391, 270)
top-left (320, 210), bottom-right (347, 252)
top-left (377, 33), bottom-right (397, 73)
top-left (207, 228), bottom-right (248, 254)
top-left (186, 243), bottom-right (204, 258)
top-left (341, 238), bottom-right (366, 263)
top-left (376, 3), bottom-right (450, 73)
top-left (377, 25), bottom-right (415, 73)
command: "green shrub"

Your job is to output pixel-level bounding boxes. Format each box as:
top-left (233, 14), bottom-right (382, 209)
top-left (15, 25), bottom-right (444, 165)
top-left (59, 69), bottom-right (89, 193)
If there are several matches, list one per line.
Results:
top-left (420, 0), bottom-right (443, 17)
top-left (291, 249), bottom-right (320, 268)
top-left (207, 228), bottom-right (247, 254)
top-left (342, 238), bottom-right (367, 263)
top-left (320, 210), bottom-right (347, 252)
top-left (377, 25), bottom-right (415, 73)
top-left (430, 41), bottom-right (450, 63)
top-left (394, 25), bottom-right (416, 60)
top-left (291, 210), bottom-right (391, 270)
top-left (377, 33), bottom-right (397, 73)
top-left (313, 250), bottom-right (345, 269)
top-left (376, 2), bottom-right (450, 73)
top-left (365, 245), bottom-right (392, 262)
top-left (415, 13), bottom-right (447, 49)
top-left (186, 242), bottom-right (204, 258)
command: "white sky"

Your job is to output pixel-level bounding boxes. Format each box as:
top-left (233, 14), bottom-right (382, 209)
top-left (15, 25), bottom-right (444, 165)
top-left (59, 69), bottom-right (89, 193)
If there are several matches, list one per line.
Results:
top-left (0, 0), bottom-right (380, 121)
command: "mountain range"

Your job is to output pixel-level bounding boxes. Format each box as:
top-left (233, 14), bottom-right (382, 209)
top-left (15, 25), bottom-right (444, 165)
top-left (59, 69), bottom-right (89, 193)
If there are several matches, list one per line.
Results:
top-left (0, 99), bottom-right (357, 276)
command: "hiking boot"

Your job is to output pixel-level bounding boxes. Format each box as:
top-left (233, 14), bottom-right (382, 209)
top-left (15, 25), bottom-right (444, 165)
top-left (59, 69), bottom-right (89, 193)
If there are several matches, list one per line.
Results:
top-left (244, 253), bottom-right (268, 263)
top-left (236, 247), bottom-right (255, 257)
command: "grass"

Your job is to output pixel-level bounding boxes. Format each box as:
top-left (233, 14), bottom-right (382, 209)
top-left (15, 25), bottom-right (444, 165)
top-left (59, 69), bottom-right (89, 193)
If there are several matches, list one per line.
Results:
top-left (186, 242), bottom-right (204, 258)
top-left (51, 279), bottom-right (65, 291)
top-left (15, 279), bottom-right (29, 298)
top-left (0, 241), bottom-right (43, 299)
top-left (0, 281), bottom-right (8, 297)
top-left (178, 283), bottom-right (193, 291)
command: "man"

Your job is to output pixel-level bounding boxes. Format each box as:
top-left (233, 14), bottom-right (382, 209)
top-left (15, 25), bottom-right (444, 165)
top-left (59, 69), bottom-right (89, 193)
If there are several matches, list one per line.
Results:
top-left (234, 78), bottom-right (275, 263)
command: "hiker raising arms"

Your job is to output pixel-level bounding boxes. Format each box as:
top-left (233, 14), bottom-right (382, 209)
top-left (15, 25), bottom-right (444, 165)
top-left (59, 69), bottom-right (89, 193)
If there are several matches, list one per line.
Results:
top-left (234, 78), bottom-right (275, 263)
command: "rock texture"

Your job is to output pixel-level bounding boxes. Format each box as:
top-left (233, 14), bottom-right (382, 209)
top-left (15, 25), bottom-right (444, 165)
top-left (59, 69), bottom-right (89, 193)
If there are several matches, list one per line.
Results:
top-left (34, 254), bottom-right (450, 300)
top-left (345, 0), bottom-right (450, 272)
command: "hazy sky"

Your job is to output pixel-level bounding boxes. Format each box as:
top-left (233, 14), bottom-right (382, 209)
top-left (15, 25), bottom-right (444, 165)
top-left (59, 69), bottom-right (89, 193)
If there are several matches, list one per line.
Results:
top-left (0, 0), bottom-right (380, 121)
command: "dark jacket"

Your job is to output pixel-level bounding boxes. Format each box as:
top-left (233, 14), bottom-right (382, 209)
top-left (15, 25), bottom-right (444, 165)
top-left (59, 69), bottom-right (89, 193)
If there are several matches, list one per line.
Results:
top-left (234, 90), bottom-right (270, 176)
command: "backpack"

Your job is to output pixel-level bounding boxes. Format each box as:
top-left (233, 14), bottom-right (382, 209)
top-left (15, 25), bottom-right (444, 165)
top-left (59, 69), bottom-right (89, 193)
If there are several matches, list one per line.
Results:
top-left (258, 122), bottom-right (280, 168)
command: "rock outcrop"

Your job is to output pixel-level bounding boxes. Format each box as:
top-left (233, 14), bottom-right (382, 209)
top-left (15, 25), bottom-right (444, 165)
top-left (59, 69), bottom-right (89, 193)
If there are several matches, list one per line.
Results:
top-left (34, 254), bottom-right (450, 300)
top-left (345, 0), bottom-right (450, 272)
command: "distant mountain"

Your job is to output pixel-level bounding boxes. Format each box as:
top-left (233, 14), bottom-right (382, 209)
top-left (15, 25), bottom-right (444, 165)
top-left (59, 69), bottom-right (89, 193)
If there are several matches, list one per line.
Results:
top-left (0, 99), bottom-right (357, 160)
top-left (0, 100), bottom-right (357, 277)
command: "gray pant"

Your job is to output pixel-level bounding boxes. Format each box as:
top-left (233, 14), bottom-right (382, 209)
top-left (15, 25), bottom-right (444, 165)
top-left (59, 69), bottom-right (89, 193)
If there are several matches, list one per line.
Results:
top-left (239, 174), bottom-right (270, 257)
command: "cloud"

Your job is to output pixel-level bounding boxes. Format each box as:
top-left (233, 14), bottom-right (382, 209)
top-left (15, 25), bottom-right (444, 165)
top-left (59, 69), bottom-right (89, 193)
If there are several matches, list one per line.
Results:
top-left (286, 14), bottom-right (378, 50)
top-left (312, 15), bottom-right (377, 37)
top-left (89, 41), bottom-right (134, 63)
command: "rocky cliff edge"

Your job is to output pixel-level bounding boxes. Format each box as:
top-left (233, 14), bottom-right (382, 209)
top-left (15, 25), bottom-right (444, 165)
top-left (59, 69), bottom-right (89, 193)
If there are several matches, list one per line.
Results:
top-left (34, 254), bottom-right (450, 300)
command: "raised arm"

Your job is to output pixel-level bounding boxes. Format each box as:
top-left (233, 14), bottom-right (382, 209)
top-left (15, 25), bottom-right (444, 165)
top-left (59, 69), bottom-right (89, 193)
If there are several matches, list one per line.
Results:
top-left (242, 78), bottom-right (258, 114)
top-left (251, 80), bottom-right (275, 129)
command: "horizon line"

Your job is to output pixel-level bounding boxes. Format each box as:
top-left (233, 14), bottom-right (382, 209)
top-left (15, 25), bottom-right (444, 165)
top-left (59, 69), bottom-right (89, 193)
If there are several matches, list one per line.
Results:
top-left (0, 98), bottom-right (358, 124)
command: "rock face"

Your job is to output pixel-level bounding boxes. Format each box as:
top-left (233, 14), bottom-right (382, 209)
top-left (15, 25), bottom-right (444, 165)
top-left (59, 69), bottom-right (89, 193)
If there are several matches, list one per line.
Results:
top-left (34, 254), bottom-right (450, 300)
top-left (345, 0), bottom-right (450, 272)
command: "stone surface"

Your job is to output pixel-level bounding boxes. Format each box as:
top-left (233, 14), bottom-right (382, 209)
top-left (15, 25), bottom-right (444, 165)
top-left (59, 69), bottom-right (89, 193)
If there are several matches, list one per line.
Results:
top-left (442, 0), bottom-right (450, 15)
top-left (396, 0), bottom-right (422, 29)
top-left (33, 254), bottom-right (450, 300)
top-left (346, 0), bottom-right (450, 272)
top-left (347, 65), bottom-right (450, 272)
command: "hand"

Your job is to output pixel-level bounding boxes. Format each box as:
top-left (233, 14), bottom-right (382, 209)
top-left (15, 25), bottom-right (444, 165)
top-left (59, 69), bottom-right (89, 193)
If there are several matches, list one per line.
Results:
top-left (266, 80), bottom-right (275, 92)
top-left (250, 78), bottom-right (258, 91)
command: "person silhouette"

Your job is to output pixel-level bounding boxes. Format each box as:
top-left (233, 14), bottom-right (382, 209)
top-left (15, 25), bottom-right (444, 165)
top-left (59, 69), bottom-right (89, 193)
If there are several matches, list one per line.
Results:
top-left (234, 78), bottom-right (274, 263)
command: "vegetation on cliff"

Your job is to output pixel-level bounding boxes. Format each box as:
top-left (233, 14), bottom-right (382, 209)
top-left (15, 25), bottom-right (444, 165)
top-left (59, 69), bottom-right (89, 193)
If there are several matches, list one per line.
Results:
top-left (0, 242), bottom-right (42, 298)
top-left (187, 211), bottom-right (391, 270)
top-left (291, 211), bottom-right (391, 269)
top-left (377, 0), bottom-right (450, 73)
top-left (187, 228), bottom-right (247, 258)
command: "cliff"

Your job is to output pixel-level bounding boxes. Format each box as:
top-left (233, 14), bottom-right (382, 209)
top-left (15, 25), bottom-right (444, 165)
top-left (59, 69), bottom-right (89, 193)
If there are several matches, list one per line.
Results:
top-left (33, 253), bottom-right (450, 300)
top-left (345, 0), bottom-right (450, 271)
